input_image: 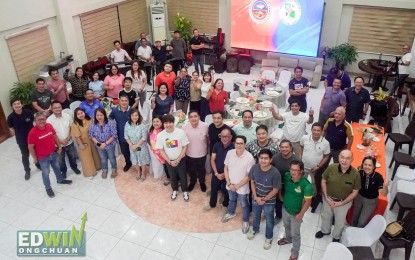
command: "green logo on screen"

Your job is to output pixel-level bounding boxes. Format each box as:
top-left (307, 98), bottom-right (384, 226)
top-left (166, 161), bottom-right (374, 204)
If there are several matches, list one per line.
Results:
top-left (17, 212), bottom-right (87, 256)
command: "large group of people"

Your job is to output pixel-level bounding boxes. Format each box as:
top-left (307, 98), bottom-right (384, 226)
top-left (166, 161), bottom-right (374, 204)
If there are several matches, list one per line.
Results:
top-left (8, 35), bottom-right (409, 260)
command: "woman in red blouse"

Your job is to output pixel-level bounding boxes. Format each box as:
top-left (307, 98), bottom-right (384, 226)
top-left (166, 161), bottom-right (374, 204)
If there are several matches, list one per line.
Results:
top-left (206, 78), bottom-right (228, 113)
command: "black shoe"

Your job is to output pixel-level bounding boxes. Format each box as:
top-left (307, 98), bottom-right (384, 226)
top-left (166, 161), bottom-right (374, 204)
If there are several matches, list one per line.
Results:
top-left (315, 231), bottom-right (330, 239)
top-left (35, 162), bottom-right (41, 170)
top-left (73, 168), bottom-right (81, 175)
top-left (24, 172), bottom-right (30, 181)
top-left (187, 183), bottom-right (195, 192)
top-left (200, 183), bottom-right (207, 192)
top-left (332, 238), bottom-right (340, 242)
top-left (58, 180), bottom-right (73, 185)
top-left (61, 172), bottom-right (67, 179)
top-left (46, 189), bottom-right (55, 198)
top-left (123, 164), bottom-right (132, 172)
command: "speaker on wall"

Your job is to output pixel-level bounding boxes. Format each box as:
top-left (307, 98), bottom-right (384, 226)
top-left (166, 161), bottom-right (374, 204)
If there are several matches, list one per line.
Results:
top-left (238, 54), bottom-right (253, 74)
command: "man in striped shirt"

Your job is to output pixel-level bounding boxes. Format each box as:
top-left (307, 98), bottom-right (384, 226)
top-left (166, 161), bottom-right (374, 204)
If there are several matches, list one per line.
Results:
top-left (246, 149), bottom-right (281, 250)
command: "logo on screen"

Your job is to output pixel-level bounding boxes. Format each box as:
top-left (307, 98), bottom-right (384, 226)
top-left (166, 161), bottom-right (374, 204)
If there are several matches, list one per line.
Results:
top-left (279, 0), bottom-right (302, 25)
top-left (249, 0), bottom-right (271, 24)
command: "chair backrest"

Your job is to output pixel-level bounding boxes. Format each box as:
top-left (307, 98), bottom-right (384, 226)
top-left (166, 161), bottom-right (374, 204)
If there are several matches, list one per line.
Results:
top-left (384, 96), bottom-right (397, 133)
top-left (230, 91), bottom-right (241, 102)
top-left (140, 100), bottom-right (152, 124)
top-left (402, 209), bottom-right (415, 241)
top-left (261, 70), bottom-right (276, 80)
top-left (404, 117), bottom-right (415, 140)
top-left (205, 114), bottom-right (213, 125)
top-left (364, 215), bottom-right (387, 244)
top-left (70, 101), bottom-right (81, 112)
top-left (322, 242), bottom-right (353, 260)
top-left (277, 70), bottom-right (292, 86)
top-left (62, 108), bottom-right (73, 119)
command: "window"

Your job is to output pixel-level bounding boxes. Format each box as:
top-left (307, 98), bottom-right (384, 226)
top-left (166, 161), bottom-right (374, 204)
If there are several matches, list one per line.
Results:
top-left (167, 0), bottom-right (219, 35)
top-left (348, 6), bottom-right (415, 54)
top-left (6, 25), bottom-right (54, 82)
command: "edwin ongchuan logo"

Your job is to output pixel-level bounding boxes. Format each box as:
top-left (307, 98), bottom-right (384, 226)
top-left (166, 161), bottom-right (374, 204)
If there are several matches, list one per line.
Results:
top-left (17, 212), bottom-right (87, 256)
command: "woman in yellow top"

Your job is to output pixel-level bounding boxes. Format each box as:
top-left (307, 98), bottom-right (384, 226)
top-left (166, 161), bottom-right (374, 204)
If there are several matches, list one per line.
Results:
top-left (71, 107), bottom-right (101, 177)
top-left (189, 71), bottom-right (203, 113)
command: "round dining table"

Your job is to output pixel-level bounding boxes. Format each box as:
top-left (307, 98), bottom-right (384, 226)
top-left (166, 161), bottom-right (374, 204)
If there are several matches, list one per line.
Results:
top-left (358, 59), bottom-right (395, 90)
top-left (225, 102), bottom-right (278, 130)
top-left (238, 83), bottom-right (286, 108)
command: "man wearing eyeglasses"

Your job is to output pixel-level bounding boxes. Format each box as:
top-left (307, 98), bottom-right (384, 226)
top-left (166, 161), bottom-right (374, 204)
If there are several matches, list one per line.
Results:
top-left (390, 44), bottom-right (412, 96)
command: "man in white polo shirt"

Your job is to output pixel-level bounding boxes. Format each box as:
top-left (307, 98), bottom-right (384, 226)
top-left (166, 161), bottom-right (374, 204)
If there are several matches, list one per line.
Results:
top-left (47, 101), bottom-right (81, 179)
top-left (270, 99), bottom-right (314, 156)
top-left (182, 110), bottom-right (209, 192)
top-left (111, 40), bottom-right (132, 64)
top-left (299, 122), bottom-right (331, 212)
top-left (137, 38), bottom-right (153, 85)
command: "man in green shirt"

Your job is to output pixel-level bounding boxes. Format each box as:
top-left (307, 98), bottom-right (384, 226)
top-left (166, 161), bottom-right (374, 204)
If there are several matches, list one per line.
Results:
top-left (315, 149), bottom-right (360, 242)
top-left (278, 160), bottom-right (313, 260)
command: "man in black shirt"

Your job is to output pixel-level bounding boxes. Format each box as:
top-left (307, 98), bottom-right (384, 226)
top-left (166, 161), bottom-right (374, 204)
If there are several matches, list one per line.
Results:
top-left (208, 110), bottom-right (236, 154)
top-left (152, 40), bottom-right (173, 74)
top-left (7, 99), bottom-right (38, 180)
top-left (189, 29), bottom-right (205, 75)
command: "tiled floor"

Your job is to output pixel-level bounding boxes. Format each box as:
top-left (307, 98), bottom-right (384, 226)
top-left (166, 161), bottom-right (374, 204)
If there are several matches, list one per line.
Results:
top-left (0, 64), bottom-right (412, 259)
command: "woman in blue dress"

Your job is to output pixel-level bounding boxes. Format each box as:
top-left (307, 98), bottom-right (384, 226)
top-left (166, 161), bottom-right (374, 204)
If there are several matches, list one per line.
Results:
top-left (124, 109), bottom-right (150, 181)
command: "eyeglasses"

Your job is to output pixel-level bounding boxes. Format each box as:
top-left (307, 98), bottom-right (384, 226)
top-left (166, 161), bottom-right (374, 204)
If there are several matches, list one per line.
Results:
top-left (235, 142), bottom-right (245, 145)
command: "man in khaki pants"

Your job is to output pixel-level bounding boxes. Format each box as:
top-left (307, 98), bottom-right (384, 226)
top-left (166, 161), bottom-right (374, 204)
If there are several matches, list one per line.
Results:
top-left (315, 150), bottom-right (360, 242)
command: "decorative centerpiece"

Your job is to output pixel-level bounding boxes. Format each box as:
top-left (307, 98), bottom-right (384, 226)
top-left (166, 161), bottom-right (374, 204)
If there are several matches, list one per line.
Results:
top-left (362, 128), bottom-right (375, 146)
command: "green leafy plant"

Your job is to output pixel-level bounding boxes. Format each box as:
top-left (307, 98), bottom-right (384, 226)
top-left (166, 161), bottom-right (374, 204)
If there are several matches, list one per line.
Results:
top-left (9, 81), bottom-right (36, 109)
top-left (173, 13), bottom-right (193, 43)
top-left (327, 43), bottom-right (358, 70)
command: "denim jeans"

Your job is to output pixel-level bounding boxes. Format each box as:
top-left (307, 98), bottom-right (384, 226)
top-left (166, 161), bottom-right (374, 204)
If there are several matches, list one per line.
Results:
top-left (193, 54), bottom-right (204, 75)
top-left (59, 142), bottom-right (78, 178)
top-left (18, 144), bottom-right (30, 174)
top-left (228, 190), bottom-right (249, 222)
top-left (38, 152), bottom-right (64, 190)
top-left (252, 201), bottom-right (275, 239)
top-left (97, 146), bottom-right (117, 172)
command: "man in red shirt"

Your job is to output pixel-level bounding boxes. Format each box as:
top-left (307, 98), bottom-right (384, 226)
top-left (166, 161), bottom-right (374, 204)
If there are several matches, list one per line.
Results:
top-left (28, 112), bottom-right (72, 198)
top-left (155, 62), bottom-right (176, 96)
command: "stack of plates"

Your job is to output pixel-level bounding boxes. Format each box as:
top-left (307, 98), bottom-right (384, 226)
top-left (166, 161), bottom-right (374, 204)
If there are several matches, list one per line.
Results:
top-left (266, 90), bottom-right (279, 96)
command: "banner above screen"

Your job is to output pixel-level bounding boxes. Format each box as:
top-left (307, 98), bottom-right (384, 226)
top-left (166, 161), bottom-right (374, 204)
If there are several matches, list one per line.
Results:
top-left (231, 0), bottom-right (325, 57)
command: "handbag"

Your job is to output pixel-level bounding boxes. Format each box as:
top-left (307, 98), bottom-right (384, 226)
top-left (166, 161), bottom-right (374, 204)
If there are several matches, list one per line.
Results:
top-left (385, 221), bottom-right (404, 237)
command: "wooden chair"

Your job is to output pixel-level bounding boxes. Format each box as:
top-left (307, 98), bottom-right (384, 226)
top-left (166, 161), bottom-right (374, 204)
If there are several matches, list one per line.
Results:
top-left (380, 210), bottom-right (415, 260)
top-left (384, 96), bottom-right (398, 133)
top-left (386, 117), bottom-right (415, 168)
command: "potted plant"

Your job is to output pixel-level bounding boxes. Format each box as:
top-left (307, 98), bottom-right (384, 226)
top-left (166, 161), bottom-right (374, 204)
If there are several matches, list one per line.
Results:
top-left (173, 13), bottom-right (193, 43)
top-left (327, 43), bottom-right (358, 70)
top-left (9, 81), bottom-right (36, 109)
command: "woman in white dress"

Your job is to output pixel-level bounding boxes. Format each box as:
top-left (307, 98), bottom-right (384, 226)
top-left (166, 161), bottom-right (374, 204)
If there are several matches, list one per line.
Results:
top-left (200, 71), bottom-right (214, 121)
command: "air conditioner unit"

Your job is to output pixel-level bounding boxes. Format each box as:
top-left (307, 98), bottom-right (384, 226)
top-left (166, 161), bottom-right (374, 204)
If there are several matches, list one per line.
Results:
top-left (150, 4), bottom-right (167, 43)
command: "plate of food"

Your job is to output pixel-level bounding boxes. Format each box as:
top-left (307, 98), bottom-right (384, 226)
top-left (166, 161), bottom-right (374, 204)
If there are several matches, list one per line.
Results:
top-left (253, 111), bottom-right (267, 118)
top-left (356, 144), bottom-right (366, 150)
top-left (236, 97), bottom-right (249, 104)
top-left (261, 101), bottom-right (273, 108)
top-left (364, 128), bottom-right (373, 133)
top-left (266, 90), bottom-right (279, 96)
top-left (372, 136), bottom-right (380, 142)
top-left (224, 120), bottom-right (238, 127)
top-left (275, 86), bottom-right (283, 92)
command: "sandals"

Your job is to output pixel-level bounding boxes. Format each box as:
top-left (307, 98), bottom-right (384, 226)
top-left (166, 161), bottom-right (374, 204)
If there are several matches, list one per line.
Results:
top-left (289, 255), bottom-right (298, 260)
top-left (277, 238), bottom-right (292, 246)
top-left (136, 175), bottom-right (141, 181)
top-left (163, 180), bottom-right (170, 186)
top-left (140, 176), bottom-right (146, 182)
